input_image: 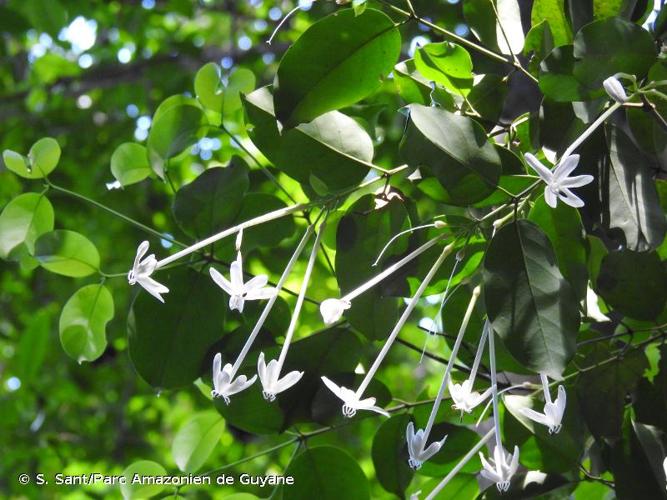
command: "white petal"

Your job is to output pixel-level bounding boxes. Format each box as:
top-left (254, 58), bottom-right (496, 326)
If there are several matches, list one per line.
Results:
top-left (320, 298), bottom-right (351, 325)
top-left (231, 253), bottom-right (244, 289)
top-left (321, 376), bottom-right (343, 399)
top-left (257, 352), bottom-right (267, 382)
top-left (276, 370), bottom-right (303, 393)
top-left (229, 295), bottom-right (244, 312)
top-left (213, 353), bottom-right (222, 379)
top-left (559, 188), bottom-right (585, 208)
top-left (520, 407), bottom-right (551, 427)
top-left (554, 154), bottom-right (580, 180)
top-left (559, 174), bottom-right (594, 189)
top-left (544, 188), bottom-right (558, 208)
top-left (229, 374), bottom-right (257, 395)
top-left (134, 241), bottom-right (150, 270)
top-left (245, 286), bottom-right (277, 301)
top-left (603, 76), bottom-right (628, 103)
top-left (209, 267), bottom-right (234, 295)
top-left (508, 446), bottom-right (520, 476)
top-left (524, 153), bottom-right (553, 183)
top-left (138, 276), bottom-right (169, 302)
top-left (368, 405), bottom-right (390, 417)
top-left (244, 274), bottom-right (269, 291)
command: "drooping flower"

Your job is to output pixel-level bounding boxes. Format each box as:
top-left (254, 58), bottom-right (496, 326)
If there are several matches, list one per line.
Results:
top-left (524, 153), bottom-right (594, 209)
top-left (321, 376), bottom-right (390, 418)
top-left (479, 445), bottom-right (520, 492)
top-left (127, 241), bottom-right (169, 303)
top-left (257, 352), bottom-right (304, 401)
top-left (320, 298), bottom-right (351, 325)
top-left (209, 252), bottom-right (276, 313)
top-left (406, 421), bottom-right (447, 470)
top-left (211, 353), bottom-right (257, 405)
top-left (519, 374), bottom-right (567, 434)
top-left (603, 76), bottom-right (629, 104)
top-left (449, 379), bottom-right (493, 414)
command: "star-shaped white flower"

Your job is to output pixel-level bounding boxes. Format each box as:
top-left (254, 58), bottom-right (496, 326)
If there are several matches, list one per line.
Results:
top-left (448, 379), bottom-right (493, 414)
top-left (524, 153), bottom-right (593, 209)
top-left (257, 352), bottom-right (304, 401)
top-left (321, 376), bottom-right (390, 418)
top-left (209, 252), bottom-right (276, 313)
top-left (127, 241), bottom-right (169, 303)
top-left (479, 445), bottom-right (520, 492)
top-left (603, 76), bottom-right (629, 104)
top-left (405, 421), bottom-right (447, 470)
top-left (520, 384), bottom-right (567, 434)
top-left (320, 298), bottom-right (351, 325)
top-left (211, 353), bottom-right (256, 404)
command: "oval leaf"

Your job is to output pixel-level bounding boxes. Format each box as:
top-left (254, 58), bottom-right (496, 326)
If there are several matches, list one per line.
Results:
top-left (59, 284), bottom-right (114, 363)
top-left (3, 137), bottom-right (61, 179)
top-left (120, 460), bottom-right (167, 500)
top-left (110, 143), bottom-right (152, 187)
top-left (34, 229), bottom-right (100, 277)
top-left (371, 414), bottom-right (414, 497)
top-left (274, 8), bottom-right (401, 127)
top-left (172, 411), bottom-right (225, 473)
top-left (483, 220), bottom-right (580, 378)
top-left (0, 192), bottom-right (54, 259)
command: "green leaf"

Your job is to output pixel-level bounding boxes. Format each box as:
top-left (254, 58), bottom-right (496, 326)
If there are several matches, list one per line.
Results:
top-left (215, 384), bottom-right (285, 435)
top-left (539, 46), bottom-right (598, 103)
top-left (573, 17), bottom-right (656, 88)
top-left (532, 0), bottom-right (573, 46)
top-left (34, 230), bottom-right (100, 277)
top-left (59, 284), bottom-right (114, 363)
top-left (496, 0), bottom-right (525, 54)
top-left (483, 220), bottom-right (580, 378)
top-left (529, 195), bottom-right (588, 300)
top-left (633, 421), bottom-right (667, 489)
top-left (128, 268), bottom-right (225, 389)
top-left (110, 143), bottom-right (152, 187)
top-left (419, 474), bottom-right (479, 500)
top-left (14, 310), bottom-right (51, 384)
top-left (393, 59), bottom-right (455, 109)
top-left (523, 20), bottom-right (554, 72)
top-left (120, 460), bottom-right (168, 500)
top-left (0, 192), bottom-right (54, 259)
top-left (335, 195), bottom-right (408, 340)
top-left (414, 42), bottom-right (473, 94)
top-left (172, 159), bottom-right (249, 239)
top-left (147, 102), bottom-right (206, 179)
top-left (596, 249), bottom-right (667, 320)
top-left (284, 446), bottom-right (370, 500)
top-left (401, 104), bottom-right (501, 205)
top-left (371, 414), bottom-right (414, 497)
top-left (194, 62), bottom-right (224, 113)
top-left (606, 126), bottom-right (667, 251)
top-left (274, 8), bottom-right (401, 127)
top-left (223, 67), bottom-right (256, 121)
top-left (244, 86), bottom-right (373, 192)
top-left (577, 346), bottom-right (648, 439)
top-left (467, 74), bottom-right (508, 123)
top-left (172, 411), bottom-right (225, 473)
top-left (19, 0), bottom-right (66, 36)
top-left (2, 137), bottom-right (61, 179)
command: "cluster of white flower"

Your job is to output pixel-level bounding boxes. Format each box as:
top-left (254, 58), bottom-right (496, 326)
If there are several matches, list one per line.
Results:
top-left (123, 77), bottom-right (632, 497)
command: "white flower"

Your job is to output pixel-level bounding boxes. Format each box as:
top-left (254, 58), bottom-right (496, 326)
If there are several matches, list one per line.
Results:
top-left (209, 252), bottom-right (276, 313)
top-left (211, 353), bottom-right (256, 404)
top-left (603, 76), bottom-right (629, 104)
top-left (128, 241), bottom-right (169, 303)
top-left (663, 457), bottom-right (667, 490)
top-left (320, 298), bottom-right (351, 325)
top-left (479, 445), bottom-right (520, 492)
top-left (520, 384), bottom-right (567, 434)
top-left (257, 352), bottom-right (303, 401)
top-left (524, 153), bottom-right (594, 209)
top-left (448, 379), bottom-right (493, 414)
top-left (321, 376), bottom-right (390, 418)
top-left (406, 421), bottom-right (447, 470)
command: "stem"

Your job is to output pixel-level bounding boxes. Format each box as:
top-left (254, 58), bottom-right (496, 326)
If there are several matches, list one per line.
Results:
top-left (354, 243), bottom-right (455, 397)
top-left (561, 102), bottom-right (622, 159)
top-left (342, 233), bottom-right (448, 302)
top-left (468, 320), bottom-right (489, 383)
top-left (424, 429), bottom-right (495, 500)
top-left (423, 285), bottom-right (481, 439)
top-left (540, 373), bottom-right (552, 404)
top-left (156, 202), bottom-right (310, 268)
top-left (276, 222), bottom-right (325, 370)
top-left (488, 320), bottom-right (502, 452)
top-left (230, 225), bottom-right (315, 376)
top-left (372, 223), bottom-right (437, 266)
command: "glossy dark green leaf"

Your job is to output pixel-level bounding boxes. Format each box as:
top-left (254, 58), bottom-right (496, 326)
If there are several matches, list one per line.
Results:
top-left (171, 411), bottom-right (225, 472)
top-left (335, 195), bottom-right (408, 340)
top-left (606, 126), bottom-right (667, 251)
top-left (529, 195), bottom-right (588, 300)
top-left (414, 42), bottom-right (473, 93)
top-left (2, 137), bottom-right (61, 179)
top-left (128, 268), bottom-right (225, 389)
top-left (577, 346), bottom-right (648, 440)
top-left (59, 284), bottom-right (114, 363)
top-left (173, 160), bottom-right (249, 239)
top-left (274, 8), bottom-right (401, 127)
top-left (284, 446), bottom-right (370, 500)
top-left (215, 384), bottom-right (285, 435)
top-left (371, 414), bottom-right (414, 497)
top-left (532, 0), bottom-right (573, 46)
top-left (523, 20), bottom-right (554, 72)
top-left (394, 59), bottom-right (455, 109)
top-left (110, 143), bottom-right (152, 187)
top-left (34, 229), bottom-right (100, 277)
top-left (539, 46), bottom-right (597, 102)
top-left (401, 105), bottom-right (501, 205)
top-left (244, 87), bottom-right (373, 192)
top-left (596, 249), bottom-right (667, 320)
top-left (0, 192), bottom-right (54, 259)
top-left (467, 74), bottom-right (507, 123)
top-left (483, 220), bottom-right (580, 378)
